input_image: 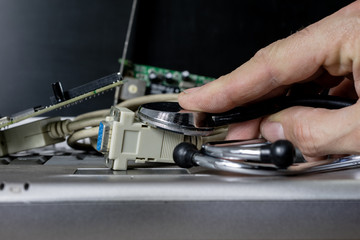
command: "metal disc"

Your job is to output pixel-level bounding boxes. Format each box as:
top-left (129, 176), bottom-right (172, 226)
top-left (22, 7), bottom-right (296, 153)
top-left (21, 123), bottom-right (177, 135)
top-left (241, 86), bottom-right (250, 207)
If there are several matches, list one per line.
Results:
top-left (137, 102), bottom-right (215, 136)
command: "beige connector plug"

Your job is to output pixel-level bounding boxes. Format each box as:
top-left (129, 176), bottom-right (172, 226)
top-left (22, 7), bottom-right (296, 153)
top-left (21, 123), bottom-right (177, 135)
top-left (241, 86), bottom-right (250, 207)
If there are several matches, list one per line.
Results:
top-left (97, 107), bottom-right (201, 170)
top-left (0, 117), bottom-right (65, 156)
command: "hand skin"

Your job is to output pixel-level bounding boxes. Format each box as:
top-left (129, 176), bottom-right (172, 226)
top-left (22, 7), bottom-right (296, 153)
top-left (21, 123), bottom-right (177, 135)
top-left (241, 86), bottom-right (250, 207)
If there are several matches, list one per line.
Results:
top-left (178, 1), bottom-right (360, 161)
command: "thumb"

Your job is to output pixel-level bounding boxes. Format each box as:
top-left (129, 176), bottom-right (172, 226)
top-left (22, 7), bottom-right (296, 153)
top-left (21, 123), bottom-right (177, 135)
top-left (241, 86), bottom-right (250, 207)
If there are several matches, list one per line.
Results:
top-left (260, 103), bottom-right (360, 158)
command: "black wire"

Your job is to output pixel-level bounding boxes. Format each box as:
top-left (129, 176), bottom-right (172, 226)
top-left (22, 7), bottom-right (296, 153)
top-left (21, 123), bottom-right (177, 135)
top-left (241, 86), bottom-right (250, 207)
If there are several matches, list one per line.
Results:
top-left (212, 95), bottom-right (356, 126)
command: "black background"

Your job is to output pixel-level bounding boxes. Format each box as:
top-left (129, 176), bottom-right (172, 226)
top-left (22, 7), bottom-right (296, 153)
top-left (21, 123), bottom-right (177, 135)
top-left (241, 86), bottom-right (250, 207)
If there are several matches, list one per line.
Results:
top-left (0, 0), bottom-right (354, 116)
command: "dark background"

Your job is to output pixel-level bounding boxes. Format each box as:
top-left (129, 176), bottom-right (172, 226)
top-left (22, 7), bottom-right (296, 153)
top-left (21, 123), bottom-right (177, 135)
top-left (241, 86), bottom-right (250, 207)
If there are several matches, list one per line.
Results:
top-left (0, 0), bottom-right (354, 116)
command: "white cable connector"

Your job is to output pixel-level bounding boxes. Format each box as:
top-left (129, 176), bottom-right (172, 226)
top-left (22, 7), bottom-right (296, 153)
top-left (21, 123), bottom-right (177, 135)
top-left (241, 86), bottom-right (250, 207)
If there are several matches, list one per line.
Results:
top-left (0, 117), bottom-right (65, 156)
top-left (96, 106), bottom-right (202, 170)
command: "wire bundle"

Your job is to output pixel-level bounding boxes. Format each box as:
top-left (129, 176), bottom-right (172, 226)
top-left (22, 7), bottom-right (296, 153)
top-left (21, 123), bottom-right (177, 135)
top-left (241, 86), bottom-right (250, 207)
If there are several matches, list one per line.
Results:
top-left (47, 94), bottom-right (187, 151)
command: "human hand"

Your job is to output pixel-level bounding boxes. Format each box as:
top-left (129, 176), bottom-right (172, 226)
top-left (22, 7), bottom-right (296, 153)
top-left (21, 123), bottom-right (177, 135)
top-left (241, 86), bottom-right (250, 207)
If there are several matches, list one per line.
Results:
top-left (178, 1), bottom-right (360, 161)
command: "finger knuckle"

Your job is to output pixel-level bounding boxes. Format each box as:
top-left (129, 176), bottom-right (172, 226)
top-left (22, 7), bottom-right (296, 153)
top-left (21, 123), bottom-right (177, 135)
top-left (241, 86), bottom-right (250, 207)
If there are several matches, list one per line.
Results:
top-left (291, 112), bottom-right (322, 156)
top-left (253, 44), bottom-right (283, 88)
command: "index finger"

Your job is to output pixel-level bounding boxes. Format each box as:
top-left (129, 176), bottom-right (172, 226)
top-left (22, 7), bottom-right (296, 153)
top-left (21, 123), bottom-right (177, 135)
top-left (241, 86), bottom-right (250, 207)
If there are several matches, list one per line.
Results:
top-left (178, 1), bottom-right (359, 113)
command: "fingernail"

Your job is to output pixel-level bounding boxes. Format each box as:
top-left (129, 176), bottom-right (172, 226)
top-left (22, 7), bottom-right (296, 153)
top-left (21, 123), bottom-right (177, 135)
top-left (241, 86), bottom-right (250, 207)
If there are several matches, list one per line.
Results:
top-left (261, 121), bottom-right (285, 141)
top-left (183, 87), bottom-right (201, 94)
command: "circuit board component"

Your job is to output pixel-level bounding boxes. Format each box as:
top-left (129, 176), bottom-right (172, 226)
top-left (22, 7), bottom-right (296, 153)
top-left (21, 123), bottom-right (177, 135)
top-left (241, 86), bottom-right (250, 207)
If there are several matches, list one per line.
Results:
top-left (0, 72), bottom-right (123, 128)
top-left (119, 60), bottom-right (215, 99)
top-left (50, 73), bottom-right (121, 104)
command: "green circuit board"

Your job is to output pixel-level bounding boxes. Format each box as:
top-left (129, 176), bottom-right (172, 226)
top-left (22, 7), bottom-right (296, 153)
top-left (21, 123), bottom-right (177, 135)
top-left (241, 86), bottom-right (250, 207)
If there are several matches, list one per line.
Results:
top-left (120, 60), bottom-right (215, 90)
top-left (0, 61), bottom-right (215, 128)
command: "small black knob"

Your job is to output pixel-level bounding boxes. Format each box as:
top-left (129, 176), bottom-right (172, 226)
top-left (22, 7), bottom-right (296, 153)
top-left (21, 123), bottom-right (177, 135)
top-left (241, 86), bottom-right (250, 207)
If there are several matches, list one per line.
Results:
top-left (261, 140), bottom-right (295, 169)
top-left (52, 82), bottom-right (66, 102)
top-left (173, 142), bottom-right (199, 168)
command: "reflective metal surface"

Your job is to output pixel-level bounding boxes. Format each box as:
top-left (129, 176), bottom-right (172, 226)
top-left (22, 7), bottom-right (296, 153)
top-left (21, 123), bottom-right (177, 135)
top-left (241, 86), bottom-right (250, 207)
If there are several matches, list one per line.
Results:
top-left (137, 102), bottom-right (215, 135)
top-left (202, 139), bottom-right (267, 160)
top-left (2, 145), bottom-right (360, 240)
top-left (137, 96), bottom-right (356, 136)
top-left (193, 151), bottom-right (360, 176)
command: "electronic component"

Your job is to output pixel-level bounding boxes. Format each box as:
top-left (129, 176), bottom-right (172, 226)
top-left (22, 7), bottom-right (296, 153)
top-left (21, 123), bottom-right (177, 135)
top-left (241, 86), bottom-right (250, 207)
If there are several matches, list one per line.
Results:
top-left (179, 70), bottom-right (196, 89)
top-left (50, 73), bottom-right (121, 104)
top-left (119, 77), bottom-right (147, 100)
top-left (119, 60), bottom-right (215, 92)
top-left (0, 72), bottom-right (123, 128)
top-left (164, 72), bottom-right (178, 86)
top-left (51, 82), bottom-right (66, 103)
top-left (148, 71), bottom-right (164, 84)
top-left (96, 106), bottom-right (201, 170)
top-left (147, 83), bottom-right (180, 95)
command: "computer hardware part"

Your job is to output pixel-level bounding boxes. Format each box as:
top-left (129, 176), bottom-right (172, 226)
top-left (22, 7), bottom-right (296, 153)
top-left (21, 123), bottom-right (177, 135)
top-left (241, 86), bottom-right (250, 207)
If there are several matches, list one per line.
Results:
top-left (49, 73), bottom-right (122, 104)
top-left (118, 60), bottom-right (215, 99)
top-left (120, 77), bottom-right (147, 100)
top-left (0, 72), bottom-right (122, 128)
top-left (97, 106), bottom-right (202, 170)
